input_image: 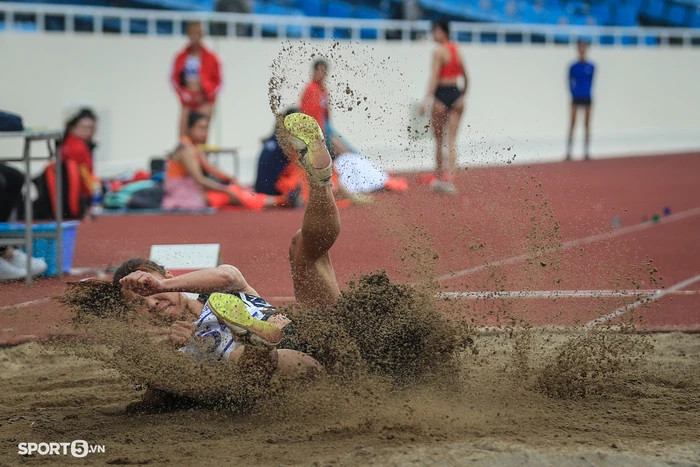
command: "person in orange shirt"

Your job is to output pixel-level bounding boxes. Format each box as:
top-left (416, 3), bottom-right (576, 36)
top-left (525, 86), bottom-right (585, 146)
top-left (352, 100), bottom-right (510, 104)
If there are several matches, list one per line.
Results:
top-left (162, 112), bottom-right (291, 211)
top-left (420, 20), bottom-right (469, 194)
top-left (171, 22), bottom-right (222, 138)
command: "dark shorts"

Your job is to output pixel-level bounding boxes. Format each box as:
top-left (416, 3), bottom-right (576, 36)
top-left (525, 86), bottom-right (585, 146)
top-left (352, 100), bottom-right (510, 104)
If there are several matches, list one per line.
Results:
top-left (572, 97), bottom-right (592, 107)
top-left (434, 85), bottom-right (463, 110)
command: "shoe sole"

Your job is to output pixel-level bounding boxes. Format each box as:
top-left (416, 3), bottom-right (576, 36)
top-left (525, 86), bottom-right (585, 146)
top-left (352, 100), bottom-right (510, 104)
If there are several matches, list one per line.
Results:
top-left (207, 293), bottom-right (282, 347)
top-left (283, 113), bottom-right (332, 185)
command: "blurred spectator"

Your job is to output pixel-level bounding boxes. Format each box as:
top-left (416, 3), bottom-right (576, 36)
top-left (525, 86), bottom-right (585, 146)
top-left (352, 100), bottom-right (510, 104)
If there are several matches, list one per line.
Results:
top-left (62, 108), bottom-right (100, 201)
top-left (171, 21), bottom-right (222, 138)
top-left (255, 108), bottom-right (304, 206)
top-left (566, 40), bottom-right (595, 160)
top-left (300, 59), bottom-right (352, 156)
top-left (162, 112), bottom-right (288, 211)
top-left (419, 20), bottom-right (468, 194)
top-left (29, 108), bottom-right (99, 220)
top-left (0, 164), bottom-right (47, 280)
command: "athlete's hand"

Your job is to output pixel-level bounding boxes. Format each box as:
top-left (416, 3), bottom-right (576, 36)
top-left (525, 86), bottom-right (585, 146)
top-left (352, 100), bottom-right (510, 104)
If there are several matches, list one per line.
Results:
top-left (169, 320), bottom-right (195, 346)
top-left (120, 271), bottom-right (166, 297)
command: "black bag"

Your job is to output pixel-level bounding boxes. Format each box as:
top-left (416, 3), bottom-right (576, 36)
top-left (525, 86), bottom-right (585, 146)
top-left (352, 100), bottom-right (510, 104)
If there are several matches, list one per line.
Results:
top-left (0, 111), bottom-right (24, 132)
top-left (127, 185), bottom-right (165, 209)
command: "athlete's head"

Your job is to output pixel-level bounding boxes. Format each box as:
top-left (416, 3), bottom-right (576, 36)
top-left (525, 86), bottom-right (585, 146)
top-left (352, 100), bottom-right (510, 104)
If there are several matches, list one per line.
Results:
top-left (113, 258), bottom-right (190, 324)
top-left (312, 59), bottom-right (328, 83)
top-left (577, 40), bottom-right (589, 60)
top-left (432, 20), bottom-right (450, 42)
top-left (60, 258), bottom-right (188, 324)
top-left (187, 21), bottom-right (204, 47)
top-left (186, 111), bottom-right (209, 144)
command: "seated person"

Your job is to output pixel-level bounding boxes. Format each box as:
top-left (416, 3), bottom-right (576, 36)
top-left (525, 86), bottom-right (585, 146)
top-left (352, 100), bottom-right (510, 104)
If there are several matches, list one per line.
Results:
top-left (0, 163), bottom-right (47, 280)
top-left (254, 108), bottom-right (304, 206)
top-left (162, 112), bottom-right (294, 211)
top-left (61, 108), bottom-right (101, 216)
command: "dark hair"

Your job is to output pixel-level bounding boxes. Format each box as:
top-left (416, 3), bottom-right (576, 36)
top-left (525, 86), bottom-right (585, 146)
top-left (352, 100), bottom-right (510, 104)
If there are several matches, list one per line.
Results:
top-left (187, 111), bottom-right (208, 130)
top-left (59, 258), bottom-right (166, 320)
top-left (577, 39), bottom-right (590, 47)
top-left (63, 107), bottom-right (97, 141)
top-left (313, 59), bottom-right (329, 71)
top-left (433, 20), bottom-right (450, 36)
top-left (112, 258), bottom-right (166, 286)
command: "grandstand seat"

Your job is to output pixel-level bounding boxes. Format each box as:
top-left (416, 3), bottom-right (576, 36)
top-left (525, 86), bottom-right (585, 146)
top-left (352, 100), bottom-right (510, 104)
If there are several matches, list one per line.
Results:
top-left (644, 0), bottom-right (666, 21)
top-left (327, 0), bottom-right (353, 18)
top-left (590, 3), bottom-right (611, 25)
top-left (296, 0), bottom-right (322, 17)
top-left (356, 6), bottom-right (384, 19)
top-left (692, 11), bottom-right (700, 28)
top-left (252, 2), bottom-right (304, 37)
top-left (666, 4), bottom-right (688, 26)
top-left (615, 5), bottom-right (639, 26)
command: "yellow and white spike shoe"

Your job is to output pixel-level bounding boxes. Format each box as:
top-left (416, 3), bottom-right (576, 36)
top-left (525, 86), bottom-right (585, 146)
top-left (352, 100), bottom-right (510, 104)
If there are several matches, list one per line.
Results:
top-left (283, 113), bottom-right (333, 186)
top-left (207, 293), bottom-right (283, 347)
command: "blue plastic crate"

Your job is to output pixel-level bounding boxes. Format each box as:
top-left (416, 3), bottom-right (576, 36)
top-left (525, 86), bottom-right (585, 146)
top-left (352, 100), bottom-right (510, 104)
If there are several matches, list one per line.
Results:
top-left (0, 221), bottom-right (80, 276)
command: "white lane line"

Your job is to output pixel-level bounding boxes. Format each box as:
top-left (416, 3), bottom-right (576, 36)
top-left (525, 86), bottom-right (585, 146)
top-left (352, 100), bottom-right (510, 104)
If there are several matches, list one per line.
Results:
top-left (0, 297), bottom-right (51, 312)
top-left (586, 274), bottom-right (700, 327)
top-left (438, 206), bottom-right (700, 282)
top-left (439, 290), bottom-right (658, 299)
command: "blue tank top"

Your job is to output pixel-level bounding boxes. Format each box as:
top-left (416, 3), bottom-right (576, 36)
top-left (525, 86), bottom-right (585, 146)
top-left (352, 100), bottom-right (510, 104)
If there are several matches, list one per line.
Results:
top-left (569, 61), bottom-right (595, 99)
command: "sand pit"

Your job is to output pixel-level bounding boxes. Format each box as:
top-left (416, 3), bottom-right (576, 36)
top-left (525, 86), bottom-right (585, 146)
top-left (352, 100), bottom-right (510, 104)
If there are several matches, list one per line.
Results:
top-left (1, 328), bottom-right (698, 465)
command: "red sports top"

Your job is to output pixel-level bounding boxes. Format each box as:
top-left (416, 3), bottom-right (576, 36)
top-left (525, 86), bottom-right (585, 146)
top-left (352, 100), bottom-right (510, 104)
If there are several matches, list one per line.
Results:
top-left (61, 134), bottom-right (95, 198)
top-left (438, 42), bottom-right (464, 79)
top-left (171, 45), bottom-right (222, 106)
top-left (300, 80), bottom-right (329, 133)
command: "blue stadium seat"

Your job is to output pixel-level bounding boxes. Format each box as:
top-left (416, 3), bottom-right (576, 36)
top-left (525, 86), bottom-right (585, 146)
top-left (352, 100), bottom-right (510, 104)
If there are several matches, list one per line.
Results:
top-left (692, 11), bottom-right (700, 28)
top-left (666, 4), bottom-right (688, 26)
top-left (296, 0), bottom-right (322, 17)
top-left (590, 4), bottom-right (611, 26)
top-left (615, 5), bottom-right (638, 26)
top-left (355, 6), bottom-right (384, 19)
top-left (327, 0), bottom-right (353, 18)
top-left (645, 0), bottom-right (665, 20)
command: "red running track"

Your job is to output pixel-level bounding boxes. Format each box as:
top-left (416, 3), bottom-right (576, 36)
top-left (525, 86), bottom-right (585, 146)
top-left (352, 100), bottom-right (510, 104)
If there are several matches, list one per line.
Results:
top-left (1, 153), bottom-right (698, 345)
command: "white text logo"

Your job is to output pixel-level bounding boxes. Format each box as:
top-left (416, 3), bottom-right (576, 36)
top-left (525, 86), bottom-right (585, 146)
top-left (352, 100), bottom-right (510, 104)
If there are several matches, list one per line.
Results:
top-left (18, 440), bottom-right (105, 457)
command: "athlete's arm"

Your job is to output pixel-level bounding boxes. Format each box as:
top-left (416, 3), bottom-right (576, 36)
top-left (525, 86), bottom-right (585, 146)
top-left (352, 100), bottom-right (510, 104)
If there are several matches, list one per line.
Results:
top-left (158, 265), bottom-right (258, 296)
top-left (121, 265), bottom-right (259, 296)
top-left (420, 48), bottom-right (443, 114)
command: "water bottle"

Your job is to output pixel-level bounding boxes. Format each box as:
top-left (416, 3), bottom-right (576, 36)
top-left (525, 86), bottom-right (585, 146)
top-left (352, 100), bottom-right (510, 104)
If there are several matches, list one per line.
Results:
top-left (90, 185), bottom-right (103, 219)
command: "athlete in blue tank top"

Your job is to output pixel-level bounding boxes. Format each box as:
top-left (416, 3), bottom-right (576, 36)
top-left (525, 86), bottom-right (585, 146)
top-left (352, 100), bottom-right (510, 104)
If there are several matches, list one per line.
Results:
top-left (566, 40), bottom-right (595, 161)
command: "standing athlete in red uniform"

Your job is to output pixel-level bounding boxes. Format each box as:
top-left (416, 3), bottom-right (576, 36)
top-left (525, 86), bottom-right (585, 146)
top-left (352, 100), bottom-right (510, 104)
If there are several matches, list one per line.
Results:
top-left (420, 20), bottom-right (469, 194)
top-left (171, 21), bottom-right (222, 138)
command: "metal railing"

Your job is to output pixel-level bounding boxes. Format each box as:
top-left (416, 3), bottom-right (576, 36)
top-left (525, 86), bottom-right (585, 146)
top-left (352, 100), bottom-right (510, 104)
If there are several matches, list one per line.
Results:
top-left (0, 2), bottom-right (698, 46)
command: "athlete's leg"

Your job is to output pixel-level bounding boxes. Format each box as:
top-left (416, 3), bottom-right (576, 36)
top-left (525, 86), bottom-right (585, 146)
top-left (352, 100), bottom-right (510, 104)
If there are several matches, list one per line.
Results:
top-left (282, 113), bottom-right (341, 309)
top-left (289, 182), bottom-right (341, 308)
top-left (583, 105), bottom-right (591, 160)
top-left (446, 98), bottom-right (465, 181)
top-left (566, 104), bottom-right (577, 160)
top-left (431, 100), bottom-right (448, 179)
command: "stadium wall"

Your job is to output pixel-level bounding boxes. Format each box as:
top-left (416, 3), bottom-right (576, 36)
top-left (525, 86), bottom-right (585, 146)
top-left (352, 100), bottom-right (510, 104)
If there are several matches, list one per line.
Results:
top-left (1, 32), bottom-right (698, 183)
